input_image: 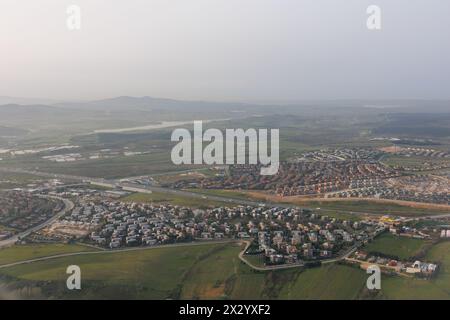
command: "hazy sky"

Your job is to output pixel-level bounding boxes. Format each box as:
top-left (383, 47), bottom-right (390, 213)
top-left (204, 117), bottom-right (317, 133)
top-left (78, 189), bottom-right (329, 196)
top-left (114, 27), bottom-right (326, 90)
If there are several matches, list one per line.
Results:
top-left (1, 0), bottom-right (450, 101)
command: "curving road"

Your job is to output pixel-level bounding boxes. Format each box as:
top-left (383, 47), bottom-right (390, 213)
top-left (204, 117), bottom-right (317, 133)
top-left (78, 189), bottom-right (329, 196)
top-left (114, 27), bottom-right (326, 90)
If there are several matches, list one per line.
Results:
top-left (0, 237), bottom-right (355, 272)
top-left (0, 196), bottom-right (74, 249)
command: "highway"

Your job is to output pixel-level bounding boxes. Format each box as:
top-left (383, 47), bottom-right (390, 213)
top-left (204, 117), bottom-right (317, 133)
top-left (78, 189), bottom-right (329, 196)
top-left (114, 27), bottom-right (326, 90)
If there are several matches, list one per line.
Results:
top-left (1, 168), bottom-right (396, 218)
top-left (0, 167), bottom-right (300, 209)
top-left (1, 167), bottom-right (448, 221)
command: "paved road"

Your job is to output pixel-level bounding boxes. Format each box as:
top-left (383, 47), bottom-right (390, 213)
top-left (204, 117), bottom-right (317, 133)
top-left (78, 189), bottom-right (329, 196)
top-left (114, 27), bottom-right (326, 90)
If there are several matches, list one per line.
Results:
top-left (237, 241), bottom-right (304, 271)
top-left (0, 167), bottom-right (303, 209)
top-left (0, 196), bottom-right (74, 249)
top-left (238, 240), bottom-right (360, 271)
top-left (321, 245), bottom-right (359, 264)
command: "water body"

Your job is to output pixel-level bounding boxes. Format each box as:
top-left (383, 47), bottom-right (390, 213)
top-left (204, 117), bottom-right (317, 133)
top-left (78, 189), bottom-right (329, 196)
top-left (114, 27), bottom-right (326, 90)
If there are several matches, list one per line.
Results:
top-left (93, 119), bottom-right (230, 134)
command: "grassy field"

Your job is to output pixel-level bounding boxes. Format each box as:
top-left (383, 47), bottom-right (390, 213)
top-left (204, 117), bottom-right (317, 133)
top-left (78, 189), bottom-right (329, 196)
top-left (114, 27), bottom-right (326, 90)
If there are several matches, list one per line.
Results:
top-left (286, 199), bottom-right (448, 217)
top-left (408, 220), bottom-right (450, 229)
top-left (382, 154), bottom-right (446, 168)
top-left (0, 152), bottom-right (197, 180)
top-left (1, 240), bottom-right (450, 299)
top-left (0, 171), bottom-right (45, 189)
top-left (0, 244), bottom-right (380, 299)
top-left (242, 254), bottom-right (266, 268)
top-left (180, 243), bottom-right (243, 299)
top-left (0, 242), bottom-right (369, 300)
top-left (278, 264), bottom-right (368, 299)
top-left (202, 189), bottom-right (448, 220)
top-left (120, 192), bottom-right (231, 209)
top-left (187, 189), bottom-right (254, 201)
top-left (0, 244), bottom-right (97, 266)
top-left (0, 243), bottom-right (238, 299)
top-left (0, 225), bottom-right (16, 232)
top-left (154, 169), bottom-right (216, 184)
top-left (380, 241), bottom-right (450, 299)
top-left (363, 233), bottom-right (429, 260)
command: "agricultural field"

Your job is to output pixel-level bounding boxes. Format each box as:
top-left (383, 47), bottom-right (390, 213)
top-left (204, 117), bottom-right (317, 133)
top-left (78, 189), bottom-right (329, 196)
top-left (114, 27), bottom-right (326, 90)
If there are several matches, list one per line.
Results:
top-left (300, 200), bottom-right (447, 217)
top-left (0, 244), bottom-right (98, 266)
top-left (0, 152), bottom-right (191, 179)
top-left (2, 242), bottom-right (364, 300)
top-left (363, 233), bottom-right (429, 260)
top-left (245, 193), bottom-right (449, 217)
top-left (380, 241), bottom-right (450, 299)
top-left (0, 243), bottom-right (237, 299)
top-left (278, 264), bottom-right (368, 299)
top-left (0, 171), bottom-right (45, 189)
top-left (120, 192), bottom-right (231, 209)
top-left (154, 169), bottom-right (217, 185)
top-left (305, 200), bottom-right (444, 217)
top-left (187, 188), bottom-right (254, 201)
top-left (1, 240), bottom-right (450, 299)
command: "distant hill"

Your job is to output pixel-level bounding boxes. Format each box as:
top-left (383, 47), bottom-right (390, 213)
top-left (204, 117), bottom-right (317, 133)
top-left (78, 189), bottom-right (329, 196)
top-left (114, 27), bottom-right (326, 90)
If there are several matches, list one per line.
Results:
top-left (0, 125), bottom-right (28, 136)
top-left (0, 103), bottom-right (69, 117)
top-left (0, 96), bottom-right (65, 105)
top-left (0, 104), bottom-right (82, 130)
top-left (0, 97), bottom-right (448, 136)
top-left (57, 96), bottom-right (254, 112)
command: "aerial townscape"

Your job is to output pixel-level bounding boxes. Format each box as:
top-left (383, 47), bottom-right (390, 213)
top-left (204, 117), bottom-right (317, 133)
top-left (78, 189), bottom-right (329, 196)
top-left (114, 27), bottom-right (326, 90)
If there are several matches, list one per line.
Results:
top-left (0, 109), bottom-right (449, 299)
top-left (1, 1), bottom-right (450, 302)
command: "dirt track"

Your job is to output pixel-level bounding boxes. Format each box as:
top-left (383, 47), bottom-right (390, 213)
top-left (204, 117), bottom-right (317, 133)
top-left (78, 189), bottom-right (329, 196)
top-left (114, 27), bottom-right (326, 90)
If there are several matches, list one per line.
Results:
top-left (245, 191), bottom-right (450, 212)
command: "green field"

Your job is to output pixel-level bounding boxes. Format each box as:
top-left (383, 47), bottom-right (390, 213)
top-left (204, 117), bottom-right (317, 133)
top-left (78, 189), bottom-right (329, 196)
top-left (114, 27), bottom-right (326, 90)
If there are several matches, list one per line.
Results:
top-left (184, 189), bottom-right (446, 220)
top-left (363, 233), bottom-right (429, 260)
top-left (0, 244), bottom-right (98, 266)
top-left (298, 200), bottom-right (446, 217)
top-left (0, 242), bottom-right (368, 300)
top-left (380, 241), bottom-right (450, 299)
top-left (278, 264), bottom-right (368, 299)
top-left (0, 152), bottom-right (190, 179)
top-left (121, 192), bottom-right (231, 209)
top-left (382, 154), bottom-right (447, 169)
top-left (187, 189), bottom-right (254, 201)
top-left (0, 171), bottom-right (45, 189)
top-left (0, 243), bottom-right (240, 299)
top-left (1, 240), bottom-right (450, 299)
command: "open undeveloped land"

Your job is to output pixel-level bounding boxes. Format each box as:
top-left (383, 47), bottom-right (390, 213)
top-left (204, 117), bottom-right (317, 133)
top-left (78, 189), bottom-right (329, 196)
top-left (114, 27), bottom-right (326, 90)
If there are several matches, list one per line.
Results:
top-left (1, 239), bottom-right (450, 300)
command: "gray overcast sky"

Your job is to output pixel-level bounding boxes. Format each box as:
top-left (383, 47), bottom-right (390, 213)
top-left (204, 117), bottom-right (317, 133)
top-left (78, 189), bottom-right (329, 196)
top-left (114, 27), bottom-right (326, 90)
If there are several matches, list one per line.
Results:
top-left (1, 0), bottom-right (450, 101)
